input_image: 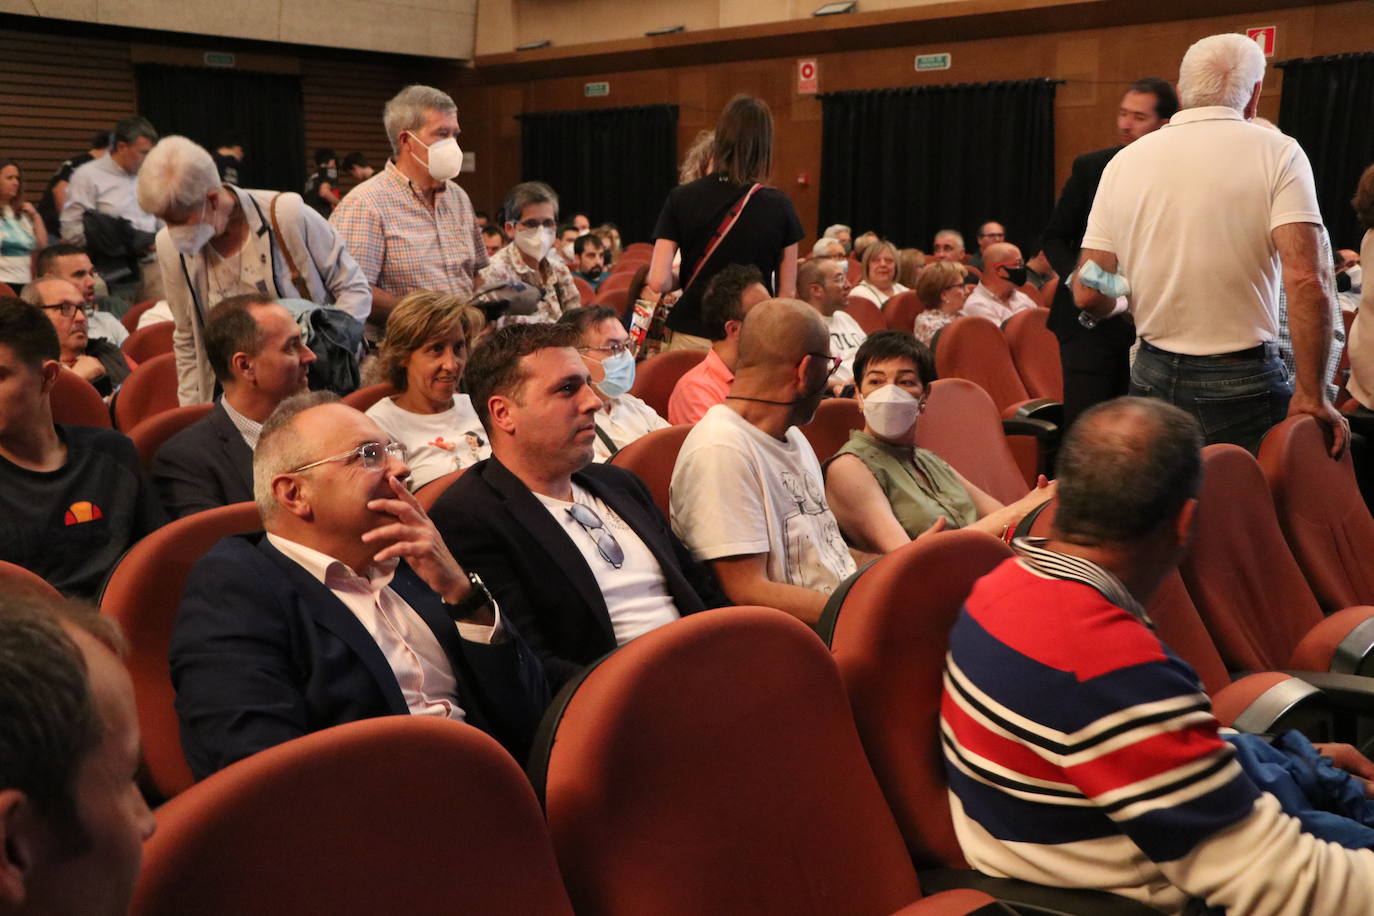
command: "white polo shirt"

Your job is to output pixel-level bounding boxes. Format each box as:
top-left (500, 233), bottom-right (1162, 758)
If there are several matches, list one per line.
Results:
top-left (1082, 106), bottom-right (1323, 356)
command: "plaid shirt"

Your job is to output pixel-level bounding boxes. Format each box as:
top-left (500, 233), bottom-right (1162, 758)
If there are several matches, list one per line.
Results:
top-left (1276, 227), bottom-right (1343, 402)
top-left (477, 242), bottom-right (581, 324)
top-left (330, 161), bottom-right (488, 298)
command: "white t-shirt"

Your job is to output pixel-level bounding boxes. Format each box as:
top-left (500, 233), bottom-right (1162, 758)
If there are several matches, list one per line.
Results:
top-left (533, 483), bottom-right (680, 646)
top-left (671, 404), bottom-right (856, 594)
top-left (592, 393), bottom-right (670, 463)
top-left (85, 309), bottom-right (129, 346)
top-left (1344, 229), bottom-right (1374, 410)
top-left (962, 283), bottom-right (1038, 324)
top-left (365, 394), bottom-right (491, 489)
top-left (1082, 106), bottom-right (1324, 355)
top-left (848, 281), bottom-right (909, 307)
top-left (826, 309), bottom-right (867, 388)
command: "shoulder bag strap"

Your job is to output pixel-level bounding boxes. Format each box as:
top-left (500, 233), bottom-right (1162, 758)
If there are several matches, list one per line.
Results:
top-left (682, 182), bottom-right (763, 292)
top-left (269, 193), bottom-right (313, 299)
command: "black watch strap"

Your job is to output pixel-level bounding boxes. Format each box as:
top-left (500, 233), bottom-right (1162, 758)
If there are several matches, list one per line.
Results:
top-left (445, 572), bottom-right (492, 620)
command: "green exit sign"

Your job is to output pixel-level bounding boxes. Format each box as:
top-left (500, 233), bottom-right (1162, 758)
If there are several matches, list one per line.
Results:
top-left (203, 52), bottom-right (236, 68)
top-left (584, 81), bottom-right (610, 98)
top-left (915, 53), bottom-right (951, 71)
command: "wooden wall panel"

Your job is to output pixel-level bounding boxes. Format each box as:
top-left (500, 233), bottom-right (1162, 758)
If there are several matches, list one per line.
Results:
top-left (300, 58), bottom-right (413, 196)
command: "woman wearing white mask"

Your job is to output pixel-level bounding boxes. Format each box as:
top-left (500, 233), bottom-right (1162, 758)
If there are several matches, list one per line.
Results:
top-left (366, 290), bottom-right (489, 489)
top-left (138, 136), bottom-right (372, 405)
top-left (824, 331), bottom-right (1054, 553)
top-left (476, 181), bottom-right (581, 326)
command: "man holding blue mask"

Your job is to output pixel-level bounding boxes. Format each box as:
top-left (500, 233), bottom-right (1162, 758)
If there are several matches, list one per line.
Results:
top-left (430, 323), bottom-right (724, 688)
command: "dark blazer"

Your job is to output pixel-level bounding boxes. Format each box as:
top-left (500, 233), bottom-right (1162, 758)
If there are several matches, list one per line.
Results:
top-left (151, 402), bottom-right (254, 518)
top-left (430, 457), bottom-right (727, 689)
top-left (170, 533), bottom-right (549, 780)
top-left (1042, 146), bottom-right (1134, 352)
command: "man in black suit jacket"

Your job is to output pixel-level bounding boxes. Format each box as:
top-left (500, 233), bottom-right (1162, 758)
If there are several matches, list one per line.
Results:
top-left (153, 293), bottom-right (315, 517)
top-left (430, 324), bottom-right (725, 689)
top-left (171, 393), bottom-right (548, 779)
top-left (1043, 78), bottom-right (1178, 430)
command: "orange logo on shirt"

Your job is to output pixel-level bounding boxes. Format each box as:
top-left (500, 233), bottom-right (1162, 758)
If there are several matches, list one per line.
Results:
top-left (64, 501), bottom-right (104, 525)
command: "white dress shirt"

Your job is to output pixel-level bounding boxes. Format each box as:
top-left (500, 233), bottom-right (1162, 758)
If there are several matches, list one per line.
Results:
top-left (962, 283), bottom-right (1037, 324)
top-left (60, 154), bottom-right (159, 245)
top-left (266, 533), bottom-right (501, 721)
top-left (592, 392), bottom-right (670, 462)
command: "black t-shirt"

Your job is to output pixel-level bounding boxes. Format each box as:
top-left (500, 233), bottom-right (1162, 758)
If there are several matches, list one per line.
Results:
top-left (302, 168), bottom-right (337, 218)
top-left (652, 174), bottom-right (804, 338)
top-left (213, 152), bottom-right (242, 187)
top-left (37, 152), bottom-right (94, 237)
top-left (0, 425), bottom-right (165, 599)
top-left (86, 338), bottom-right (132, 399)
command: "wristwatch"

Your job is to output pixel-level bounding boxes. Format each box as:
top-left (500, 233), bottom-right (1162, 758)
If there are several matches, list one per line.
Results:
top-left (444, 571), bottom-right (493, 621)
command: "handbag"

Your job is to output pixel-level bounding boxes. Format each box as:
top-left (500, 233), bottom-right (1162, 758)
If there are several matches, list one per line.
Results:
top-left (629, 182), bottom-right (762, 358)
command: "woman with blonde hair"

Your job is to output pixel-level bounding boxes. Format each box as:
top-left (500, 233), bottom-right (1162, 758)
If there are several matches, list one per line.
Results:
top-left (365, 290), bottom-right (489, 489)
top-left (896, 247), bottom-right (925, 289)
top-left (848, 239), bottom-right (908, 308)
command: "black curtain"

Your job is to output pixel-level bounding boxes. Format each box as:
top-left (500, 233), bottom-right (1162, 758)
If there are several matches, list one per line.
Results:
top-left (518, 105), bottom-right (678, 244)
top-left (136, 64), bottom-right (306, 193)
top-left (1277, 53), bottom-right (1374, 249)
top-left (820, 79), bottom-right (1057, 255)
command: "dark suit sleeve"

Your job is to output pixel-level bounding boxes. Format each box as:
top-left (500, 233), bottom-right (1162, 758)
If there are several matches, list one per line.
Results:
top-left (152, 432), bottom-right (227, 519)
top-left (1042, 154), bottom-right (1095, 279)
top-left (169, 546), bottom-right (310, 780)
top-left (448, 622), bottom-right (549, 763)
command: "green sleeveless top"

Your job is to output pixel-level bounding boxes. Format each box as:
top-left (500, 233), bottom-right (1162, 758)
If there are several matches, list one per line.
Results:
top-left (826, 430), bottom-right (978, 537)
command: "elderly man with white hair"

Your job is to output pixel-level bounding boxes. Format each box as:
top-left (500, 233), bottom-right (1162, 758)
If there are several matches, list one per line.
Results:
top-left (821, 223), bottom-right (852, 253)
top-left (810, 236), bottom-right (846, 260)
top-left (330, 84), bottom-right (487, 321)
top-left (139, 136), bottom-right (371, 406)
top-left (1075, 32), bottom-right (1348, 458)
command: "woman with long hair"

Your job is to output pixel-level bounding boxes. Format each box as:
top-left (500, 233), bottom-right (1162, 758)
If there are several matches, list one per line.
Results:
top-left (0, 159), bottom-right (49, 287)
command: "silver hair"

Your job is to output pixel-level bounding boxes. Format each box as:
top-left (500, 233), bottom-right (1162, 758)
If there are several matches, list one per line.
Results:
top-left (136, 136), bottom-right (221, 219)
top-left (383, 85), bottom-right (458, 156)
top-left (822, 224), bottom-right (851, 239)
top-left (934, 228), bottom-right (964, 248)
top-left (252, 391), bottom-right (341, 521)
top-left (810, 237), bottom-right (845, 259)
top-left (503, 181), bottom-right (560, 223)
top-left (1177, 33), bottom-right (1266, 112)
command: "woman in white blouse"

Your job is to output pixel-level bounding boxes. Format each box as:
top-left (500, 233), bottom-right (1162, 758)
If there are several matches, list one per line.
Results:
top-left (847, 239), bottom-right (908, 308)
top-left (366, 290), bottom-right (491, 489)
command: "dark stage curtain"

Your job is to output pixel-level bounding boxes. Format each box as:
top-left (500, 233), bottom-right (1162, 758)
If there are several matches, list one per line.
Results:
top-left (136, 64), bottom-right (306, 194)
top-left (1277, 53), bottom-right (1374, 249)
top-left (518, 104), bottom-right (678, 244)
top-left (820, 79), bottom-right (1058, 255)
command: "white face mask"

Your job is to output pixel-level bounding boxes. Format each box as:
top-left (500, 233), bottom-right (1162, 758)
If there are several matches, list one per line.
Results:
top-left (407, 134), bottom-right (463, 182)
top-left (167, 200), bottom-right (217, 257)
top-left (860, 383), bottom-right (923, 441)
top-left (515, 225), bottom-right (556, 261)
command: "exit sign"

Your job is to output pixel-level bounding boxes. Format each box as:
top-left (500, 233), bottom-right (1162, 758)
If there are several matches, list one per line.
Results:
top-left (203, 52), bottom-right (236, 68)
top-left (916, 52), bottom-right (952, 71)
top-left (584, 81), bottom-right (610, 98)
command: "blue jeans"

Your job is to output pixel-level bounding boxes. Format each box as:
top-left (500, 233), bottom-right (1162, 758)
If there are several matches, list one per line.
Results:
top-left (1130, 340), bottom-right (1291, 453)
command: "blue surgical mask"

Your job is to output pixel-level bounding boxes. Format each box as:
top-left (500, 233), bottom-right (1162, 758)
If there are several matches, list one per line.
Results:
top-left (594, 348), bottom-right (635, 400)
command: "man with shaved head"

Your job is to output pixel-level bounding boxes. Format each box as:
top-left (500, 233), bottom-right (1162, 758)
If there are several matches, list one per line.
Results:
top-left (671, 298), bottom-right (859, 624)
top-left (961, 241), bottom-right (1038, 324)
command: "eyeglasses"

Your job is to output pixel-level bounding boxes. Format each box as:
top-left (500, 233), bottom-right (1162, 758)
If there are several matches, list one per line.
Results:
top-left (577, 341), bottom-right (630, 357)
top-left (566, 503), bottom-right (624, 569)
top-left (290, 441), bottom-right (408, 474)
top-left (979, 232), bottom-right (1005, 241)
top-left (517, 218), bottom-right (558, 230)
top-left (40, 302), bottom-right (86, 318)
top-left (808, 353), bottom-right (844, 376)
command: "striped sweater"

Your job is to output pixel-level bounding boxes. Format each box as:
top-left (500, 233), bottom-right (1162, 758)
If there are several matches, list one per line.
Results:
top-left (940, 539), bottom-right (1374, 914)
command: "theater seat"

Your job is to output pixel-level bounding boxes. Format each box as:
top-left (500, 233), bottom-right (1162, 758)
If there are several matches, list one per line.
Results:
top-left (628, 349), bottom-right (705, 418)
top-left (0, 282), bottom-right (15, 298)
top-left (0, 560), bottom-right (62, 603)
top-left (415, 467), bottom-right (465, 512)
top-left (121, 320), bottom-right (174, 363)
top-left (50, 368), bottom-right (112, 428)
top-left (608, 424), bottom-right (692, 518)
top-left (340, 382), bottom-right (397, 412)
top-left (1258, 415), bottom-right (1374, 613)
top-left (128, 403), bottom-right (214, 470)
top-left (884, 290), bottom-right (923, 333)
top-left (120, 299), bottom-right (161, 332)
top-left (915, 379), bottom-right (1030, 505)
top-left (572, 274), bottom-right (595, 305)
top-left (596, 286), bottom-right (631, 319)
top-left (802, 397), bottom-right (862, 463)
top-left (623, 242), bottom-right (653, 259)
top-left (530, 606), bottom-right (1008, 916)
top-left (1002, 308), bottom-right (1063, 401)
top-left (113, 352), bottom-right (178, 431)
top-left (99, 501), bottom-right (262, 801)
top-left (845, 295), bottom-right (886, 335)
top-left (1181, 444), bottom-right (1374, 677)
top-left (131, 717), bottom-right (574, 916)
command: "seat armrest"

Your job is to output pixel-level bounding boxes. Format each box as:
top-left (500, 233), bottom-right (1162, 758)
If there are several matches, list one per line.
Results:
top-left (919, 868), bottom-right (1165, 916)
top-left (1289, 608), bottom-right (1374, 675)
top-left (1008, 399), bottom-right (1063, 427)
top-left (1001, 416), bottom-right (1058, 439)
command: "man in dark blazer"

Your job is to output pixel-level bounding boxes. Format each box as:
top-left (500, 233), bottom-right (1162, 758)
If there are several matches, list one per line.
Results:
top-left (1043, 77), bottom-right (1178, 430)
top-left (430, 324), bottom-right (725, 689)
top-left (171, 393), bottom-right (548, 779)
top-left (153, 293), bottom-right (314, 517)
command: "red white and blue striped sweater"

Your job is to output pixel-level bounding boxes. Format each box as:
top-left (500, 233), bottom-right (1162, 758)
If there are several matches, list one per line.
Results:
top-left (940, 539), bottom-right (1374, 914)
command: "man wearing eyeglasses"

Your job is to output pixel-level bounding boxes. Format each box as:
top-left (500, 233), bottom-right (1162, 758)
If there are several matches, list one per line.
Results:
top-left (20, 277), bottom-right (130, 399)
top-left (170, 391), bottom-right (549, 777)
top-left (430, 324), bottom-right (725, 689)
top-left (671, 298), bottom-right (862, 626)
top-left (476, 181), bottom-right (582, 325)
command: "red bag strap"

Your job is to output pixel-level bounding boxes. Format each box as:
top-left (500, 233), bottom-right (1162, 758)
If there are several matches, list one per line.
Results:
top-left (683, 182), bottom-right (763, 291)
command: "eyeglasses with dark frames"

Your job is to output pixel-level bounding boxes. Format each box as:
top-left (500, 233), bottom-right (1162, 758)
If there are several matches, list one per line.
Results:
top-left (517, 217), bottom-right (559, 230)
top-left (39, 302), bottom-right (87, 318)
top-left (290, 441), bottom-right (408, 474)
top-left (566, 502), bottom-right (625, 569)
top-left (808, 353), bottom-right (844, 376)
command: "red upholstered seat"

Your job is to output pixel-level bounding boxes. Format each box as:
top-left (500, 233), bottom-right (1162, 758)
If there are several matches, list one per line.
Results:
top-left (131, 718), bottom-right (573, 916)
top-left (1002, 307), bottom-right (1063, 401)
top-left (127, 403), bottom-right (214, 470)
top-left (0, 281), bottom-right (15, 297)
top-left (844, 295), bottom-right (886, 335)
top-left (595, 286), bottom-right (631, 318)
top-left (571, 274), bottom-right (595, 305)
top-left (608, 424), bottom-right (692, 518)
top-left (340, 382), bottom-right (397, 412)
top-left (120, 299), bottom-right (161, 332)
top-left (121, 320), bottom-right (174, 363)
top-left (884, 290), bottom-right (924, 333)
top-left (50, 368), bottom-right (112, 428)
top-left (1258, 415), bottom-right (1374, 613)
top-left (623, 242), bottom-right (653, 259)
top-left (113, 352), bottom-right (177, 431)
top-left (0, 560), bottom-right (63, 603)
top-left (627, 348), bottom-right (705, 418)
top-left (915, 378), bottom-right (1028, 505)
top-left (1181, 444), bottom-right (1374, 675)
top-left (99, 501), bottom-right (262, 800)
top-left (801, 396), bottom-right (863, 463)
top-left (597, 271), bottom-right (633, 291)
top-left (531, 606), bottom-right (1002, 916)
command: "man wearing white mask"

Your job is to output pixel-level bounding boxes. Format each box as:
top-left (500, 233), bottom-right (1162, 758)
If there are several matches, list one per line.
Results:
top-left (478, 181), bottom-right (582, 325)
top-left (331, 84), bottom-right (487, 324)
top-left (557, 305), bottom-right (668, 462)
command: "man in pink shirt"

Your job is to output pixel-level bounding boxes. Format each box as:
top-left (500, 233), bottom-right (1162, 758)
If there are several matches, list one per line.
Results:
top-left (668, 264), bottom-right (769, 424)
